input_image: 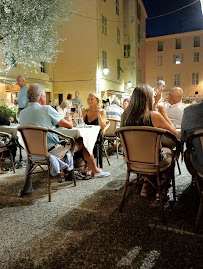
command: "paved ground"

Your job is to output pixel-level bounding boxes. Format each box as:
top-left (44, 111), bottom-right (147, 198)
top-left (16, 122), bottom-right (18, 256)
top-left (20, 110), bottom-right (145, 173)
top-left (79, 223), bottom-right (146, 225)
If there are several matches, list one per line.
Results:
top-left (0, 151), bottom-right (202, 269)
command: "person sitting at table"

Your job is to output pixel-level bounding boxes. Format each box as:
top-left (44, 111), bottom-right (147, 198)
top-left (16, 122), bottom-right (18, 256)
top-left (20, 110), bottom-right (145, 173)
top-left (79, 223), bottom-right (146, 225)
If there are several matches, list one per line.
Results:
top-left (83, 92), bottom-right (109, 171)
top-left (165, 87), bottom-right (184, 128)
top-left (0, 115), bottom-right (14, 126)
top-left (83, 92), bottom-right (107, 130)
top-left (0, 115), bottom-right (17, 173)
top-left (56, 100), bottom-right (69, 118)
top-left (121, 84), bottom-right (178, 197)
top-left (19, 84), bottom-right (110, 195)
top-left (181, 100), bottom-right (203, 174)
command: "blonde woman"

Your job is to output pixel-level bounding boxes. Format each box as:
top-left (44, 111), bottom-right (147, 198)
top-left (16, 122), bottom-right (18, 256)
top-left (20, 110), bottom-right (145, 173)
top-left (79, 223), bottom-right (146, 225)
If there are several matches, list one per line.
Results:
top-left (83, 92), bottom-right (106, 130)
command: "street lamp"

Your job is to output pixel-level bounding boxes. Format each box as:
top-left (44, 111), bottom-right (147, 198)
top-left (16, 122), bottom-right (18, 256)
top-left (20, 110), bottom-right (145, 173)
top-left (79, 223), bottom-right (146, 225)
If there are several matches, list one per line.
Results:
top-left (126, 81), bottom-right (132, 88)
top-left (103, 68), bottom-right (109, 76)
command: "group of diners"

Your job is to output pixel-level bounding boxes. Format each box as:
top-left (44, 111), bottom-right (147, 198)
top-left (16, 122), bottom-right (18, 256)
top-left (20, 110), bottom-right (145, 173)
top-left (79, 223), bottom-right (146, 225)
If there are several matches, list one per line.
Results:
top-left (1, 75), bottom-right (202, 200)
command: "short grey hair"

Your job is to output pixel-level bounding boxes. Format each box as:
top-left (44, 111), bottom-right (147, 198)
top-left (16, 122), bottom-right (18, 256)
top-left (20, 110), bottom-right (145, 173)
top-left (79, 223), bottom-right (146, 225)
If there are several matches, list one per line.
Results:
top-left (27, 83), bottom-right (45, 102)
top-left (112, 98), bottom-right (121, 106)
top-left (157, 80), bottom-right (165, 87)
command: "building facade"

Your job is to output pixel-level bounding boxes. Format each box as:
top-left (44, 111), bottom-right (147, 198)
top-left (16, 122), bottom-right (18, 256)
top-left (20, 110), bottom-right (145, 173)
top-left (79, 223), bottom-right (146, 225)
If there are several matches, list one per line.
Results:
top-left (146, 30), bottom-right (203, 98)
top-left (0, 0), bottom-right (147, 106)
top-left (53, 0), bottom-right (147, 104)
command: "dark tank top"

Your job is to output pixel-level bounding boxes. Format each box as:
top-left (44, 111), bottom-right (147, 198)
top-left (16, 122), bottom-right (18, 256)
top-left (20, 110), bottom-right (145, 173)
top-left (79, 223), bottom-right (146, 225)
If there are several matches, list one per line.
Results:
top-left (84, 115), bottom-right (99, 126)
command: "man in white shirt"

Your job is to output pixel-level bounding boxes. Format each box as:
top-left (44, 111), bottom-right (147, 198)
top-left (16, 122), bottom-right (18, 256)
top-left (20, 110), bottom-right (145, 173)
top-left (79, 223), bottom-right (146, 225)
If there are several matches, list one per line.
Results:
top-left (166, 87), bottom-right (184, 128)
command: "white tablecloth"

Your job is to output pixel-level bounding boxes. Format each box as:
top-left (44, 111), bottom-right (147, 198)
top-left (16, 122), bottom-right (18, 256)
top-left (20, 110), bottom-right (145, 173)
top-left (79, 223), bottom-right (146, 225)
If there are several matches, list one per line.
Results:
top-left (0, 124), bottom-right (19, 139)
top-left (58, 125), bottom-right (100, 155)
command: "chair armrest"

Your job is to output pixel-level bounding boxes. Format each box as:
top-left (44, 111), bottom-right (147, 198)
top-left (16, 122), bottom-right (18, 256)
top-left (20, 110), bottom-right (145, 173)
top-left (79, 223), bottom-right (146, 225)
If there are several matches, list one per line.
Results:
top-left (48, 129), bottom-right (75, 153)
top-left (164, 131), bottom-right (181, 159)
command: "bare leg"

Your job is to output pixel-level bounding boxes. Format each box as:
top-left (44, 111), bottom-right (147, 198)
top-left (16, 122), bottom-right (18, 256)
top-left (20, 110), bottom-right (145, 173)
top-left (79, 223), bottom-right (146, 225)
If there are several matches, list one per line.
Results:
top-left (75, 138), bottom-right (101, 175)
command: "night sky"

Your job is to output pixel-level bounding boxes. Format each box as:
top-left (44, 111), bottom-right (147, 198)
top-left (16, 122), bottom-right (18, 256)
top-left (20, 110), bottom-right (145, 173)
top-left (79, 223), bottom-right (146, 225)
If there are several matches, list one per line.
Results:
top-left (142, 0), bottom-right (203, 37)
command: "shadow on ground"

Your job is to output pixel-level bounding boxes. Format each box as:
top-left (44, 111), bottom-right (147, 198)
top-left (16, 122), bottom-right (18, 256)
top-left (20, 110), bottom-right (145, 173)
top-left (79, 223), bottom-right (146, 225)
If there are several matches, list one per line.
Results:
top-left (0, 172), bottom-right (74, 208)
top-left (6, 181), bottom-right (203, 269)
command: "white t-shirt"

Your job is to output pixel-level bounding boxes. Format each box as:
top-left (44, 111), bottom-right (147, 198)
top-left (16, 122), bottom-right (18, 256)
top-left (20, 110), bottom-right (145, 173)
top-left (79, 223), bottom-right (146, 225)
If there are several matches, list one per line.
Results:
top-left (166, 102), bottom-right (185, 128)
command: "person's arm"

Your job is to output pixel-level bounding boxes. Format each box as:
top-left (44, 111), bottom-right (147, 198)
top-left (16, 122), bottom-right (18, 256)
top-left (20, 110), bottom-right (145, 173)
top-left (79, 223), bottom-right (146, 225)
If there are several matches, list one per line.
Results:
top-left (157, 106), bottom-right (174, 126)
top-left (58, 116), bottom-right (73, 129)
top-left (151, 111), bottom-right (178, 137)
top-left (153, 92), bottom-right (161, 111)
top-left (97, 109), bottom-right (106, 130)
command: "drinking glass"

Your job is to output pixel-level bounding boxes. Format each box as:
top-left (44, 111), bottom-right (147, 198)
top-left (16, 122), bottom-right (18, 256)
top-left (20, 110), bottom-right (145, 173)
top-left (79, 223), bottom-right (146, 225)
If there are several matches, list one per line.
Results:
top-left (76, 118), bottom-right (85, 128)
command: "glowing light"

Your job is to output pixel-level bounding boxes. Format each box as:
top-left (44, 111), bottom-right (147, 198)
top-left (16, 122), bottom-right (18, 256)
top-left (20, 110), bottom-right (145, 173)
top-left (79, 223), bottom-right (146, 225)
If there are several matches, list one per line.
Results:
top-left (103, 68), bottom-right (109, 76)
top-left (127, 81), bottom-right (132, 88)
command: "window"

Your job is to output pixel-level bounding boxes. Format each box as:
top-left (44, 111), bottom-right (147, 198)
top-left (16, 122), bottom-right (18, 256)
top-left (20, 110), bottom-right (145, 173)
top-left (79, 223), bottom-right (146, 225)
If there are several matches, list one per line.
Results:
top-left (102, 15), bottom-right (107, 35)
top-left (117, 28), bottom-right (120, 44)
top-left (117, 58), bottom-right (120, 80)
top-left (192, 73), bottom-right (199, 85)
top-left (138, 47), bottom-right (140, 59)
top-left (194, 36), bottom-right (200, 47)
top-left (102, 51), bottom-right (107, 69)
top-left (157, 76), bottom-right (163, 81)
top-left (173, 55), bottom-right (184, 64)
top-left (116, 0), bottom-right (119, 16)
top-left (124, 44), bottom-right (130, 58)
top-left (157, 56), bottom-right (163, 66)
top-left (176, 39), bottom-right (181, 49)
top-left (158, 41), bottom-right (163, 51)
top-left (174, 74), bottom-right (180, 86)
top-left (194, 52), bottom-right (199, 62)
top-left (40, 62), bottom-right (47, 73)
top-left (137, 2), bottom-right (141, 21)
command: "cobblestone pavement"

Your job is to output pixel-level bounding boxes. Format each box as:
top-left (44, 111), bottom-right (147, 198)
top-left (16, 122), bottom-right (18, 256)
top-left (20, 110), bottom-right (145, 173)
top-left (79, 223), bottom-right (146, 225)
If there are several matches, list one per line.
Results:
top-left (0, 151), bottom-right (202, 269)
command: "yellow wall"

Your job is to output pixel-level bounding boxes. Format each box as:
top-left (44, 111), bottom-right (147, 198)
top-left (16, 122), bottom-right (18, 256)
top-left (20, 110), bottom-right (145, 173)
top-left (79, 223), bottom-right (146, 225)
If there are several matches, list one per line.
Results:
top-left (146, 30), bottom-right (203, 97)
top-left (0, 48), bottom-right (54, 101)
top-left (53, 0), bottom-right (147, 105)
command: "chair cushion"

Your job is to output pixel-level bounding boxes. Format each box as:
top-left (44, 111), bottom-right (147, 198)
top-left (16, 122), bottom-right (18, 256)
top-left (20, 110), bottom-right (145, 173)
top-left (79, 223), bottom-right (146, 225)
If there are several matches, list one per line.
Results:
top-left (129, 147), bottom-right (173, 174)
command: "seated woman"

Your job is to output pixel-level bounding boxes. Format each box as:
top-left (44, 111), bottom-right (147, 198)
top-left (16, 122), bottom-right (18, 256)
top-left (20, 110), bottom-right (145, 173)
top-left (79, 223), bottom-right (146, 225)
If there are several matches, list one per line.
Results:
top-left (83, 92), bottom-right (106, 130)
top-left (83, 92), bottom-right (107, 169)
top-left (121, 84), bottom-right (178, 197)
top-left (56, 101), bottom-right (69, 118)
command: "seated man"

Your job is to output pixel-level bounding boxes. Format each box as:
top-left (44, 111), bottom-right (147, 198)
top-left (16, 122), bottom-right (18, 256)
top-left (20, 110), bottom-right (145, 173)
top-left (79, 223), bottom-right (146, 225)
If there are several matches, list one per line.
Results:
top-left (166, 87), bottom-right (184, 128)
top-left (19, 84), bottom-right (109, 195)
top-left (181, 101), bottom-right (203, 174)
top-left (104, 98), bottom-right (124, 124)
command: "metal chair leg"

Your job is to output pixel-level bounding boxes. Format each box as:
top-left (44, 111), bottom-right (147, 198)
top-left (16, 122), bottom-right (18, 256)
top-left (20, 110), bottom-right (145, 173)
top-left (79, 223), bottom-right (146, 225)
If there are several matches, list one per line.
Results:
top-left (9, 149), bottom-right (15, 173)
top-left (119, 170), bottom-right (130, 212)
top-left (176, 159), bottom-right (181, 175)
top-left (195, 192), bottom-right (203, 233)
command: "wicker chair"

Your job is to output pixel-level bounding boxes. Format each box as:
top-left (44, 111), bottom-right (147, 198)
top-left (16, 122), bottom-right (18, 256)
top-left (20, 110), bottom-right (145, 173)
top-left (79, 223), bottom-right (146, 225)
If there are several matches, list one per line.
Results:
top-left (17, 125), bottom-right (75, 202)
top-left (116, 126), bottom-right (181, 221)
top-left (103, 119), bottom-right (120, 159)
top-left (0, 131), bottom-right (15, 173)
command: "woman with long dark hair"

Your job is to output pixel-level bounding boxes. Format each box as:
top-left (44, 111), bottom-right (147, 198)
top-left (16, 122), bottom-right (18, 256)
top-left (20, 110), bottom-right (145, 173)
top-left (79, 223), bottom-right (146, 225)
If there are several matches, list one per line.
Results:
top-left (121, 84), bottom-right (177, 197)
